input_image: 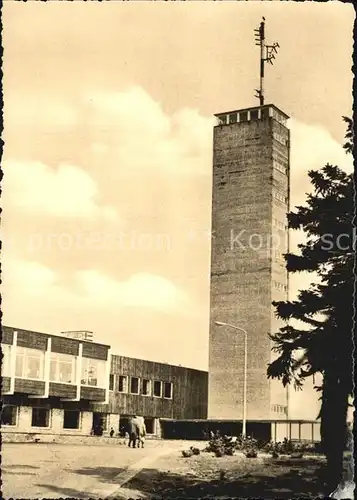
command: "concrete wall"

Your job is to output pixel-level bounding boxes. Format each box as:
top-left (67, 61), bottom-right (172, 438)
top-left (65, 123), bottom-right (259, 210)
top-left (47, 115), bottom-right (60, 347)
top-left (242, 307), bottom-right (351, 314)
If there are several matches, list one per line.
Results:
top-left (209, 110), bottom-right (290, 420)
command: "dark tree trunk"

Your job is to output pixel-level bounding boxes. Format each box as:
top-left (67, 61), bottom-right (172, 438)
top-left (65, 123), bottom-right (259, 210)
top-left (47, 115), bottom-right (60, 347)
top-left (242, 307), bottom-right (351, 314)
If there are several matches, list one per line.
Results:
top-left (320, 374), bottom-right (349, 493)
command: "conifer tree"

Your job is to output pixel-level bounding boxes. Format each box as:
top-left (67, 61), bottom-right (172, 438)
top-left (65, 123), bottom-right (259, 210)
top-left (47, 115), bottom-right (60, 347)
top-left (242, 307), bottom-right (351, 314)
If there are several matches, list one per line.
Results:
top-left (267, 118), bottom-right (354, 492)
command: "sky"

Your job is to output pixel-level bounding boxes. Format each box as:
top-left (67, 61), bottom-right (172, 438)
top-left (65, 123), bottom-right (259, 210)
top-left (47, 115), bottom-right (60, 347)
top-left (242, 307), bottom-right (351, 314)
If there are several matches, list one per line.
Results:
top-left (1, 2), bottom-right (354, 371)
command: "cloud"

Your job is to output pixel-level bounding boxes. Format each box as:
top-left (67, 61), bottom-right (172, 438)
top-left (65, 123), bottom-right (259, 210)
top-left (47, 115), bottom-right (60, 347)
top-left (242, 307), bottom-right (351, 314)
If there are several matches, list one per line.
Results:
top-left (76, 270), bottom-right (190, 312)
top-left (2, 254), bottom-right (191, 321)
top-left (2, 159), bottom-right (118, 220)
top-left (287, 118), bottom-right (352, 302)
top-left (83, 87), bottom-right (215, 176)
top-left (5, 95), bottom-right (77, 132)
top-left (289, 118), bottom-right (353, 209)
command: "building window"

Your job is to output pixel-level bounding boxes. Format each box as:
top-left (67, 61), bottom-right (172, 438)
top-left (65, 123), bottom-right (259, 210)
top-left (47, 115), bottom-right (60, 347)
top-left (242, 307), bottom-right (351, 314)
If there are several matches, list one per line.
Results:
top-left (153, 380), bottom-right (162, 398)
top-left (15, 347), bottom-right (45, 380)
top-left (63, 410), bottom-right (80, 429)
top-left (261, 107), bottom-right (269, 120)
top-left (250, 109), bottom-right (259, 120)
top-left (144, 417), bottom-right (155, 434)
top-left (273, 161), bottom-right (287, 175)
top-left (31, 408), bottom-right (50, 428)
top-left (142, 379), bottom-right (151, 396)
top-left (109, 374), bottom-right (115, 391)
top-left (50, 353), bottom-right (76, 384)
top-left (81, 357), bottom-right (106, 387)
top-left (229, 113), bottom-right (237, 124)
top-left (130, 377), bottom-right (140, 394)
top-left (239, 111), bottom-right (248, 122)
top-left (217, 115), bottom-right (227, 126)
top-left (1, 344), bottom-right (12, 377)
top-left (163, 382), bottom-right (173, 399)
top-left (118, 375), bottom-right (128, 393)
top-left (273, 189), bottom-right (287, 204)
top-left (1, 405), bottom-right (17, 426)
top-left (93, 412), bottom-right (108, 433)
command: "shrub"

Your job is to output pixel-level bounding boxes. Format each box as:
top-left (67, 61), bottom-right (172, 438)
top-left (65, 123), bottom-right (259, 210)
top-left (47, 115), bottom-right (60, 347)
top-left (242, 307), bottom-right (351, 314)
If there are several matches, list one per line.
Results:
top-left (245, 449), bottom-right (258, 458)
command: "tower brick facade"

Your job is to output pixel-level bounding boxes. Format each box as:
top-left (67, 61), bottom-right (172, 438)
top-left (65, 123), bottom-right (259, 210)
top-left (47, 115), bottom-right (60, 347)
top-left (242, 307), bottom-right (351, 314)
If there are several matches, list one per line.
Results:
top-left (208, 104), bottom-right (290, 421)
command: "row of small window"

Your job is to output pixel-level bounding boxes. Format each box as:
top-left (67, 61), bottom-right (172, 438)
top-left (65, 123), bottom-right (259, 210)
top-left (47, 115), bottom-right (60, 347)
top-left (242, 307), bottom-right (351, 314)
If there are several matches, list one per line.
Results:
top-left (273, 281), bottom-right (287, 292)
top-left (1, 344), bottom-right (107, 388)
top-left (109, 374), bottom-right (173, 399)
top-left (273, 132), bottom-right (289, 147)
top-left (273, 162), bottom-right (288, 177)
top-left (217, 107), bottom-right (288, 127)
top-left (1, 405), bottom-right (85, 429)
top-left (271, 404), bottom-right (288, 415)
top-left (273, 190), bottom-right (288, 204)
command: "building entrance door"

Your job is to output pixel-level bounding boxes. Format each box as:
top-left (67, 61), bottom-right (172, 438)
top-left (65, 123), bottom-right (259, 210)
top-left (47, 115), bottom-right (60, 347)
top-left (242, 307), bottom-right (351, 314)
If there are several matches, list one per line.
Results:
top-left (92, 412), bottom-right (107, 436)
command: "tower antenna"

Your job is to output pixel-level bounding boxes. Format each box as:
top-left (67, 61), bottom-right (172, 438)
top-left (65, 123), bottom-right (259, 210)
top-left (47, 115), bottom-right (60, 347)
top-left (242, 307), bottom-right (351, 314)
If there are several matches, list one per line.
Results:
top-left (254, 17), bottom-right (280, 106)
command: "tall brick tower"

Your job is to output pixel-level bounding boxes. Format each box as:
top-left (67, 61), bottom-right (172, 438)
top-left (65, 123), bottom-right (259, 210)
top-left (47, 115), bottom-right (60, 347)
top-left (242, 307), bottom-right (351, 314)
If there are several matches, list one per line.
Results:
top-left (208, 103), bottom-right (290, 422)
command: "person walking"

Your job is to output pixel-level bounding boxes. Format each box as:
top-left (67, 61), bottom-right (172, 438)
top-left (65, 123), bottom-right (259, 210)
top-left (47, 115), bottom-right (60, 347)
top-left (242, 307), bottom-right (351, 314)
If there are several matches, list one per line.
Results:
top-left (128, 416), bottom-right (140, 448)
top-left (137, 416), bottom-right (146, 448)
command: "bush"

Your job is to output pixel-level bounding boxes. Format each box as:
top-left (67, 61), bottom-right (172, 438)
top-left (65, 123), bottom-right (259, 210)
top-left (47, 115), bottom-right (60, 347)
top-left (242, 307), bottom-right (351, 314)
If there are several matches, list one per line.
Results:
top-left (263, 439), bottom-right (320, 455)
top-left (205, 432), bottom-right (321, 458)
top-left (245, 449), bottom-right (258, 458)
top-left (205, 432), bottom-right (260, 457)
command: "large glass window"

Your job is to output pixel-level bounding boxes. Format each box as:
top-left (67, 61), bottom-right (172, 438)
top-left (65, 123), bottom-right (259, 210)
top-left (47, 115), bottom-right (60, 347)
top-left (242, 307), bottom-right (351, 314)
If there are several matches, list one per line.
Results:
top-left (50, 353), bottom-right (76, 384)
top-left (15, 347), bottom-right (45, 380)
top-left (1, 344), bottom-right (12, 376)
top-left (31, 408), bottom-right (50, 428)
top-left (81, 357), bottom-right (107, 387)
top-left (1, 405), bottom-right (17, 426)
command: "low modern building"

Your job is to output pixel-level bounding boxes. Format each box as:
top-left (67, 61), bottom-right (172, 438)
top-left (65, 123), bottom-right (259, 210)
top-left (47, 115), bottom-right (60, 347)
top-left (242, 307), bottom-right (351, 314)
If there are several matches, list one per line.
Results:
top-left (1, 326), bottom-right (208, 439)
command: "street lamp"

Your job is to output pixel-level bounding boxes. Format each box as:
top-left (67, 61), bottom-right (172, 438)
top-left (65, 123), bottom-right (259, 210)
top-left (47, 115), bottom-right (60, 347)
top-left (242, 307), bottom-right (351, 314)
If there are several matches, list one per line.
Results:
top-left (215, 320), bottom-right (248, 438)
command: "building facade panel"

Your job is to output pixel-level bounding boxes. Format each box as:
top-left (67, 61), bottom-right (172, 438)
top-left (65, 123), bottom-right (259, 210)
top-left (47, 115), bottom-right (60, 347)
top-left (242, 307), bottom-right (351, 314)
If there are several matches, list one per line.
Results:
top-left (82, 342), bottom-right (109, 361)
top-left (2, 327), bottom-right (14, 344)
top-left (2, 376), bottom-right (11, 392)
top-left (49, 382), bottom-right (77, 399)
top-left (51, 336), bottom-right (79, 356)
top-left (80, 386), bottom-right (106, 401)
top-left (16, 329), bottom-right (48, 350)
top-left (14, 379), bottom-right (46, 395)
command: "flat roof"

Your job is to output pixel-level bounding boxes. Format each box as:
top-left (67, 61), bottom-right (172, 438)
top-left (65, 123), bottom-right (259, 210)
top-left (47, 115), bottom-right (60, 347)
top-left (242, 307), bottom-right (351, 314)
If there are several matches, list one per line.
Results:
top-left (2, 325), bottom-right (111, 349)
top-left (214, 103), bottom-right (290, 120)
top-left (160, 418), bottom-right (320, 424)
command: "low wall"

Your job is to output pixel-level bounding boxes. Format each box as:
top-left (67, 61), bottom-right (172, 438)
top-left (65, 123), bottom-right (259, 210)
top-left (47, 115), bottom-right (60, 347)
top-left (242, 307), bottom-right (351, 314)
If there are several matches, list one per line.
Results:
top-left (1, 432), bottom-right (160, 445)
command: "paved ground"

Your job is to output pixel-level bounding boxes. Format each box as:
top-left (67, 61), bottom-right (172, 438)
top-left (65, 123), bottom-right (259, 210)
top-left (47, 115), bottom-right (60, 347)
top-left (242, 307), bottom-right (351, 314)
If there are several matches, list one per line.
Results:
top-left (2, 441), bottom-right (189, 499)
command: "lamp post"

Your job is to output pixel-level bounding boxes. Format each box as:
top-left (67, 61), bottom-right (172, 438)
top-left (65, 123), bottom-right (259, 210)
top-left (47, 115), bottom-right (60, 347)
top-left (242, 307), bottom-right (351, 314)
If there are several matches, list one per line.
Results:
top-left (215, 320), bottom-right (248, 438)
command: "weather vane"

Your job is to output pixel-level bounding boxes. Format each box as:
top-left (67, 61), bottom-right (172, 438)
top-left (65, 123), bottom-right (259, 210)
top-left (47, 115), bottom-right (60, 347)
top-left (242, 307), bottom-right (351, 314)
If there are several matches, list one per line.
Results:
top-left (254, 17), bottom-right (280, 106)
